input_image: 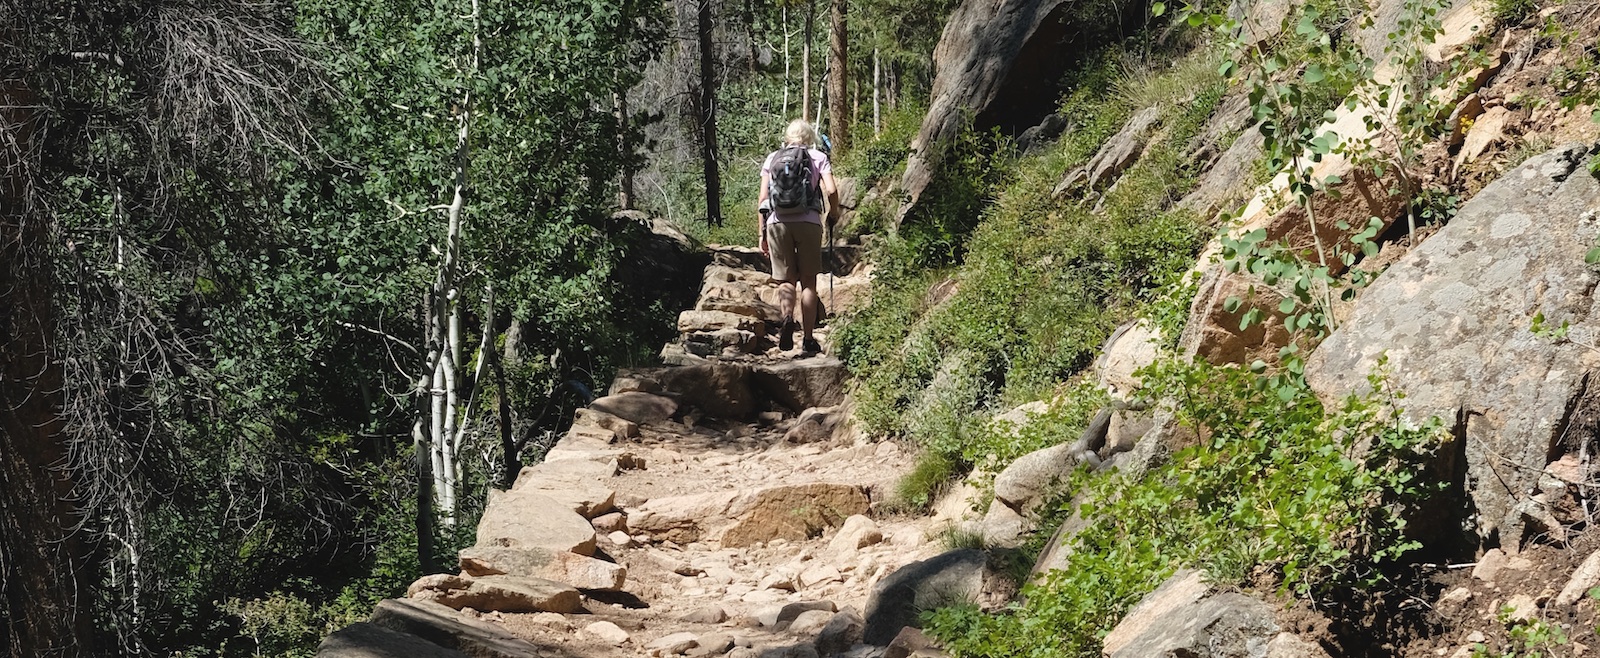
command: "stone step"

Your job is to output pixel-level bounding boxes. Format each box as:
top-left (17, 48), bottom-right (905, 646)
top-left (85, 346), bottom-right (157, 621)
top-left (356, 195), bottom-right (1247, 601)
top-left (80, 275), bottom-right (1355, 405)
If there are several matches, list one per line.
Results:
top-left (607, 356), bottom-right (847, 421)
top-left (628, 482), bottom-right (870, 547)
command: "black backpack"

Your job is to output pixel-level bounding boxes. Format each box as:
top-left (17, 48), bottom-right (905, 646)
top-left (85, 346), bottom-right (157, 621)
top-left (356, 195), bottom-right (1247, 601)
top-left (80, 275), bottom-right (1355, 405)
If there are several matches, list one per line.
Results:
top-left (769, 146), bottom-right (820, 216)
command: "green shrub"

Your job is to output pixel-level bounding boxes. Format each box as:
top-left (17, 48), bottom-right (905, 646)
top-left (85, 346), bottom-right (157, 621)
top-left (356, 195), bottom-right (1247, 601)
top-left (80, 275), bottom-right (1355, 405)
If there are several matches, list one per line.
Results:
top-left (924, 360), bottom-right (1448, 658)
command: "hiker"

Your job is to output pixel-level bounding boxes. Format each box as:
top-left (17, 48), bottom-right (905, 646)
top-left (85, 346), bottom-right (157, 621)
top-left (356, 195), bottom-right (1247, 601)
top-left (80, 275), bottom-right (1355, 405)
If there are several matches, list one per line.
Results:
top-left (758, 119), bottom-right (840, 354)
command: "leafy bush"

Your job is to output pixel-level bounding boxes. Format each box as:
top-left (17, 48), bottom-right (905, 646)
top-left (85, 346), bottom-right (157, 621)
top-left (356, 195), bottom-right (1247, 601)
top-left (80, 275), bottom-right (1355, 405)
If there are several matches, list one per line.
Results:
top-left (924, 360), bottom-right (1448, 658)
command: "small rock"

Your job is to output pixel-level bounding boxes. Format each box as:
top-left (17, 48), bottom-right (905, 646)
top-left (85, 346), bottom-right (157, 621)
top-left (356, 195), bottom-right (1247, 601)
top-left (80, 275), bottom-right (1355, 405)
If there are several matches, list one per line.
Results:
top-left (1465, 631), bottom-right (1487, 643)
top-left (676, 563), bottom-right (708, 577)
top-left (688, 633), bottom-right (735, 657)
top-left (788, 609), bottom-right (834, 634)
top-left (800, 564), bottom-right (843, 589)
top-left (609, 531), bottom-right (633, 546)
top-left (1505, 593), bottom-right (1539, 622)
top-left (828, 516), bottom-right (884, 555)
top-left (1472, 549), bottom-right (1506, 584)
top-left (683, 606), bottom-right (731, 624)
top-left (814, 608), bottom-right (866, 656)
top-left (648, 632), bottom-right (701, 656)
top-left (593, 512), bottom-right (628, 533)
top-left (758, 601), bottom-right (839, 628)
top-left (1438, 587), bottom-right (1473, 606)
top-left (761, 569), bottom-right (798, 591)
top-left (1558, 549), bottom-right (1600, 606)
top-left (585, 621), bottom-right (632, 646)
top-left (884, 627), bottom-right (936, 658)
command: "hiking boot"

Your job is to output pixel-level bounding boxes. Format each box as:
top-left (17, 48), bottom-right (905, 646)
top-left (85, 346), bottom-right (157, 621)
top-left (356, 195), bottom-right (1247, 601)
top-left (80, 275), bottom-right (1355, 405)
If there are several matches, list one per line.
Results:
top-left (802, 337), bottom-right (822, 354)
top-left (779, 319), bottom-right (797, 351)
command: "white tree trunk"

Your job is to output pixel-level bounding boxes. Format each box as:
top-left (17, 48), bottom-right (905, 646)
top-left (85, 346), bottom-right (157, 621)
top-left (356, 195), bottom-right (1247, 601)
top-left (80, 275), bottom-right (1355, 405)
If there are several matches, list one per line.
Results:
top-left (422, 0), bottom-right (480, 529)
top-left (873, 47), bottom-right (880, 135)
top-left (782, 5), bottom-right (790, 118)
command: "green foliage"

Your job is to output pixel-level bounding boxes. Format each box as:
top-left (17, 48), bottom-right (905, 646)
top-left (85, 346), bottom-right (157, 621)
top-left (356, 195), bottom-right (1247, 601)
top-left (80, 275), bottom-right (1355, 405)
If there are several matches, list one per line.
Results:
top-left (837, 102), bottom-right (926, 188)
top-left (1491, 0), bottom-right (1539, 26)
top-left (896, 449), bottom-right (962, 512)
top-left (900, 125), bottom-right (1020, 266)
top-left (1471, 607), bottom-right (1570, 658)
top-left (925, 360), bottom-right (1448, 658)
top-left (838, 49), bottom-right (1222, 461)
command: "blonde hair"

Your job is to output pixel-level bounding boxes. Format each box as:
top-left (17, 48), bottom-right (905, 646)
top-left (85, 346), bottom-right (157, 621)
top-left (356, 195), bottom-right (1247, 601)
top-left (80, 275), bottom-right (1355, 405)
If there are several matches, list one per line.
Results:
top-left (783, 119), bottom-right (816, 147)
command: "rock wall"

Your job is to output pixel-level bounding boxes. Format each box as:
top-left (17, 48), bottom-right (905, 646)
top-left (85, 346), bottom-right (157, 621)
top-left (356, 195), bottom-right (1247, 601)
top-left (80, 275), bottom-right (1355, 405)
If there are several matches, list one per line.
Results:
top-left (1308, 143), bottom-right (1600, 548)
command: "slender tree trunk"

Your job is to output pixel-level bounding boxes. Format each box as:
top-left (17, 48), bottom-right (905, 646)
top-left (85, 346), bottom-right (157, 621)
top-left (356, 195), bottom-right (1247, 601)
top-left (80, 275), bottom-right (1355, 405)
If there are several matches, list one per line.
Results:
top-left (0, 81), bottom-right (92, 658)
top-left (493, 335), bottom-right (517, 489)
top-left (421, 0), bottom-right (479, 533)
top-left (828, 0), bottom-right (849, 153)
top-left (696, 0), bottom-right (723, 226)
top-left (615, 89), bottom-right (634, 210)
top-left (782, 5), bottom-right (791, 118)
top-left (744, 0), bottom-right (759, 73)
top-left (873, 47), bottom-right (881, 135)
top-left (802, 0), bottom-right (813, 123)
top-left (414, 289), bottom-right (439, 573)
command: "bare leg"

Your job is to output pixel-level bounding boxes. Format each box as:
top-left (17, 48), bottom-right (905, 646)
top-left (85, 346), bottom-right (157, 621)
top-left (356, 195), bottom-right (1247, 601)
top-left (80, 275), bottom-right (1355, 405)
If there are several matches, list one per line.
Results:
top-left (798, 273), bottom-right (819, 342)
top-left (777, 281), bottom-right (797, 323)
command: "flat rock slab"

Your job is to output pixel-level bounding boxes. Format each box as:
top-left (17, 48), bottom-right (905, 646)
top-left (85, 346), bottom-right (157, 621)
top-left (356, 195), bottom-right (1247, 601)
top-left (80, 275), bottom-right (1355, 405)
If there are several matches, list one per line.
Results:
top-left (753, 357), bottom-right (848, 413)
top-left (369, 598), bottom-right (547, 657)
top-left (511, 458), bottom-right (619, 518)
top-left (409, 575), bottom-right (583, 614)
top-left (590, 392), bottom-right (679, 425)
top-left (458, 546), bottom-right (627, 591)
top-left (316, 622), bottom-right (469, 658)
top-left (651, 363), bottom-right (759, 420)
top-left (630, 483), bottom-right (870, 547)
top-left (476, 488), bottom-right (597, 556)
top-left (1307, 143), bottom-right (1600, 543)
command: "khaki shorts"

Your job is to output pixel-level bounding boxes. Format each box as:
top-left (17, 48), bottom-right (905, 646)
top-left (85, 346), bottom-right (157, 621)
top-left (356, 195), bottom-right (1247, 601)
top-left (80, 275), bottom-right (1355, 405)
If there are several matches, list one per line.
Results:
top-left (766, 220), bottom-right (823, 282)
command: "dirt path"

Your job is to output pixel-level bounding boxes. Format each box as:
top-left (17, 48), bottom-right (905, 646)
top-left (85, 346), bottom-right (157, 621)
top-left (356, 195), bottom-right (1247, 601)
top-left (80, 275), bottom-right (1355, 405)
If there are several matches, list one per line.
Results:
top-left (361, 242), bottom-right (956, 658)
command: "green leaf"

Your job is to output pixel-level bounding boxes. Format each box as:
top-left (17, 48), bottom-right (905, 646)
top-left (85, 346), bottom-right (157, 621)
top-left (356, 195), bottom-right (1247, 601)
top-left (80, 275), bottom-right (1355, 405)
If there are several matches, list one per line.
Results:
top-left (1587, 247), bottom-right (1600, 264)
top-left (1304, 64), bottom-right (1326, 84)
top-left (1224, 297), bottom-right (1243, 314)
top-left (1279, 297), bottom-right (1297, 314)
top-left (1151, 2), bottom-right (1166, 16)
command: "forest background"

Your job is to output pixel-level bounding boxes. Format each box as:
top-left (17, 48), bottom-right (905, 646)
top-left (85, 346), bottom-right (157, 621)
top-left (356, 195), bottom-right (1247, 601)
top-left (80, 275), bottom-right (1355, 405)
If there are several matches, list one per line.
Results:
top-left (0, 0), bottom-right (955, 655)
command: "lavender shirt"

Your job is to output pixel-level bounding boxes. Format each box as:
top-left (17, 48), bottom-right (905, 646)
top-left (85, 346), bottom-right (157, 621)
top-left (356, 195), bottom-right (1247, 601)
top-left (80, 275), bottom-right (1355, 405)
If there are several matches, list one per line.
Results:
top-left (761, 147), bottom-right (831, 225)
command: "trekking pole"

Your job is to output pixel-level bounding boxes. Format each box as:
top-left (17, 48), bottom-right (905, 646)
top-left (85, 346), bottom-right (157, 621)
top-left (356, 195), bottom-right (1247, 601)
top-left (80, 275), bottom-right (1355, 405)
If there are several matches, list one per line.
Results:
top-left (827, 220), bottom-right (835, 314)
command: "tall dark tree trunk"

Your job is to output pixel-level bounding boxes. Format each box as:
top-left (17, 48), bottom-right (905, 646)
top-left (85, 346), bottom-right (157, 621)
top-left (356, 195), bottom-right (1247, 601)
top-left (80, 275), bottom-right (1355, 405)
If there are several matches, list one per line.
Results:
top-left (696, 0), bottom-right (722, 227)
top-left (802, 0), bottom-right (813, 123)
top-left (0, 81), bottom-right (92, 658)
top-left (743, 0), bottom-right (760, 73)
top-left (827, 0), bottom-right (849, 153)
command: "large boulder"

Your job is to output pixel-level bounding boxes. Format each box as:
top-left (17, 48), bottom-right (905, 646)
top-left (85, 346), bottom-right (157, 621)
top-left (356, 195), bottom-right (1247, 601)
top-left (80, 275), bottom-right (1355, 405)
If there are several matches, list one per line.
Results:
top-left (475, 488), bottom-right (598, 556)
top-left (1096, 321), bottom-right (1163, 399)
top-left (510, 458), bottom-right (617, 518)
top-left (652, 363), bottom-right (759, 420)
top-left (992, 442), bottom-right (1080, 514)
top-left (898, 0), bottom-right (1124, 223)
top-left (754, 356), bottom-right (849, 412)
top-left (316, 623), bottom-right (469, 658)
top-left (458, 546), bottom-right (627, 591)
top-left (863, 549), bottom-right (989, 645)
top-left (1306, 143), bottom-right (1600, 546)
top-left (589, 392), bottom-right (678, 425)
top-left (629, 483), bottom-right (870, 547)
top-left (1101, 570), bottom-right (1292, 658)
top-left (1053, 106), bottom-right (1162, 196)
top-left (367, 598), bottom-right (550, 656)
top-left (406, 575), bottom-right (583, 614)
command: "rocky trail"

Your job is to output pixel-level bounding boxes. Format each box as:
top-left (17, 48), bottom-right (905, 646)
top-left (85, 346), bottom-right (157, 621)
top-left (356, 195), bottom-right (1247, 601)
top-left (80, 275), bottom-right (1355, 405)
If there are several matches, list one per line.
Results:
top-left (320, 236), bottom-right (975, 658)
